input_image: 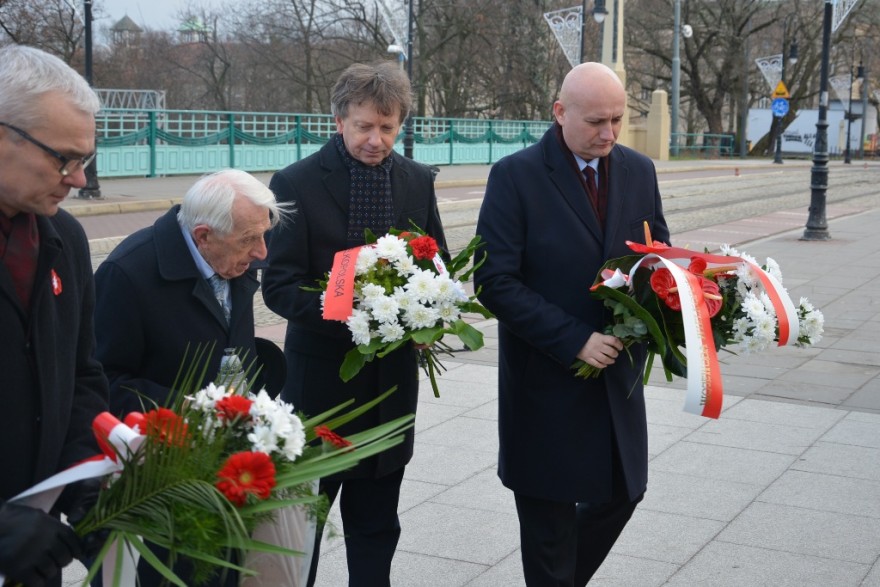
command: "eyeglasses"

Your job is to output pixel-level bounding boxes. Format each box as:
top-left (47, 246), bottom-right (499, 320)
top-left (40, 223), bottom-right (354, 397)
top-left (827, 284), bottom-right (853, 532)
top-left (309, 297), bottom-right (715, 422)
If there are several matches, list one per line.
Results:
top-left (0, 121), bottom-right (96, 177)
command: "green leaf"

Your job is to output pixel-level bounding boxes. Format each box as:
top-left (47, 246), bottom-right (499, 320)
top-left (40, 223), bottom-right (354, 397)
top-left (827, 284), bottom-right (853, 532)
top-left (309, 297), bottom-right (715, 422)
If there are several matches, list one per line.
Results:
top-left (339, 347), bottom-right (370, 382)
top-left (410, 326), bottom-right (444, 345)
top-left (591, 285), bottom-right (666, 357)
top-left (451, 320), bottom-right (484, 350)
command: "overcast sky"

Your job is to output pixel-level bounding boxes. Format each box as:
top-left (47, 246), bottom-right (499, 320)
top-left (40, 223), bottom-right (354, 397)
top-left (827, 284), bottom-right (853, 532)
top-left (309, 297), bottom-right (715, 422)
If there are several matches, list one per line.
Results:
top-left (102, 0), bottom-right (215, 32)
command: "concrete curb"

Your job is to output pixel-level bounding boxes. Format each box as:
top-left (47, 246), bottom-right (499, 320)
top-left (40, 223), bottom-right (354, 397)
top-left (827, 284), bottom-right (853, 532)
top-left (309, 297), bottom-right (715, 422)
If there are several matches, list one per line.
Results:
top-left (66, 198), bottom-right (183, 218)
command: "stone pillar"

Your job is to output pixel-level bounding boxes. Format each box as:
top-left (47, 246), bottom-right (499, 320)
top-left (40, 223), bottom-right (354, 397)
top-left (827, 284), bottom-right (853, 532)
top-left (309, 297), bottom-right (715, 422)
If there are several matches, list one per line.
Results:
top-left (646, 89), bottom-right (670, 160)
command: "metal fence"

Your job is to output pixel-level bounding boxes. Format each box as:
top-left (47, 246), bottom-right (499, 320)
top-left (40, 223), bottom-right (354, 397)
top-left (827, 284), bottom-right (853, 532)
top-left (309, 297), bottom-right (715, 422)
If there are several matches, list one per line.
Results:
top-left (670, 132), bottom-right (737, 157)
top-left (95, 109), bottom-right (552, 177)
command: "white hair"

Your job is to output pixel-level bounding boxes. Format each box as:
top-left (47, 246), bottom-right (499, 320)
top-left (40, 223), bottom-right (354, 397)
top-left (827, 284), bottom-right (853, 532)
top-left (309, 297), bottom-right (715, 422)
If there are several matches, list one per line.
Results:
top-left (0, 44), bottom-right (101, 128)
top-left (178, 169), bottom-right (285, 235)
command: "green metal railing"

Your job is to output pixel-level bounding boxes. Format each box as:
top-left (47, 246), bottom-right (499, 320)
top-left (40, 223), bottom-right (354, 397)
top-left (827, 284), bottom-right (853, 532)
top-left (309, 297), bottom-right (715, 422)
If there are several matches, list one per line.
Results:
top-left (670, 132), bottom-right (737, 157)
top-left (95, 109), bottom-right (551, 177)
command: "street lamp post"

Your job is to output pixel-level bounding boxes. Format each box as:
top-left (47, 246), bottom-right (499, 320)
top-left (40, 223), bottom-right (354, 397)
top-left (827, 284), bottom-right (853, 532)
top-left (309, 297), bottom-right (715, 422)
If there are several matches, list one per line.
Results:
top-left (773, 17), bottom-right (798, 164)
top-left (802, 0), bottom-right (833, 241)
top-left (77, 0), bottom-right (102, 199)
top-left (402, 0), bottom-right (415, 159)
top-left (859, 62), bottom-right (869, 159)
top-left (844, 54), bottom-right (864, 165)
top-left (671, 0), bottom-right (681, 156)
top-left (581, 0), bottom-right (608, 63)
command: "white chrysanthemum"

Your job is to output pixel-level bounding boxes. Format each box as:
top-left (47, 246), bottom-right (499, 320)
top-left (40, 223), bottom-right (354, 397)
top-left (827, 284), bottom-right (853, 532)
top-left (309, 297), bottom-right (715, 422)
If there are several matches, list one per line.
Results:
top-left (735, 265), bottom-right (759, 291)
top-left (758, 292), bottom-right (777, 317)
top-left (188, 382), bottom-right (227, 411)
top-left (740, 335), bottom-right (769, 354)
top-left (370, 295), bottom-right (401, 323)
top-left (436, 302), bottom-right (461, 322)
top-left (249, 389), bottom-right (277, 418)
top-left (394, 287), bottom-right (415, 311)
top-left (764, 257), bottom-right (782, 282)
top-left (798, 304), bottom-right (824, 346)
top-left (375, 235), bottom-right (409, 263)
top-left (404, 304), bottom-right (441, 329)
top-left (282, 417), bottom-right (306, 461)
top-left (248, 424), bottom-right (279, 454)
top-left (355, 246), bottom-right (379, 275)
top-left (799, 297), bottom-right (815, 312)
top-left (432, 273), bottom-right (460, 303)
top-left (405, 268), bottom-right (441, 304)
top-left (392, 254), bottom-right (416, 276)
top-left (719, 244), bottom-right (739, 257)
top-left (741, 293), bottom-right (765, 317)
top-left (347, 308), bottom-right (374, 345)
top-left (360, 282), bottom-right (387, 302)
top-left (753, 313), bottom-right (776, 341)
top-left (378, 321), bottom-right (406, 343)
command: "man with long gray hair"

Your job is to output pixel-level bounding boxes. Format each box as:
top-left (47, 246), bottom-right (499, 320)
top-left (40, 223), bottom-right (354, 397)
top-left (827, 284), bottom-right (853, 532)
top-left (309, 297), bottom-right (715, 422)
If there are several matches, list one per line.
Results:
top-left (0, 44), bottom-right (109, 587)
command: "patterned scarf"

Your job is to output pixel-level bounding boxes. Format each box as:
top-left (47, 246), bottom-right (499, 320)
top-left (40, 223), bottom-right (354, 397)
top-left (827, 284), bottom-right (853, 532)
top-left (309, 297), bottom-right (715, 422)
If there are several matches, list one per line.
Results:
top-left (334, 133), bottom-right (395, 245)
top-left (0, 212), bottom-right (39, 312)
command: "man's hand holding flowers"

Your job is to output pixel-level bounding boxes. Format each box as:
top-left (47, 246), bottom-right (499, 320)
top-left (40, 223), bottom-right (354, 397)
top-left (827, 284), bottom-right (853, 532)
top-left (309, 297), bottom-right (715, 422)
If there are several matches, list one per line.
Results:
top-left (576, 332), bottom-right (624, 372)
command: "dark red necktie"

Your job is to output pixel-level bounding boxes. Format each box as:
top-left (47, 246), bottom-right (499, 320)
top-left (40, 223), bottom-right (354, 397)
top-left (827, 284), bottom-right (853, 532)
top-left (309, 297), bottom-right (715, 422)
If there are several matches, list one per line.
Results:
top-left (584, 165), bottom-right (599, 214)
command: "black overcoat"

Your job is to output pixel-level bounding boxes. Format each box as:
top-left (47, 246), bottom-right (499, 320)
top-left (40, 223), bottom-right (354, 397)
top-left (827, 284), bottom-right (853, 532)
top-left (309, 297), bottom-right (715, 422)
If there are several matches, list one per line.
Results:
top-left (263, 139), bottom-right (446, 479)
top-left (0, 209), bottom-right (108, 574)
top-left (94, 206), bottom-right (260, 416)
top-left (475, 128), bottom-right (670, 503)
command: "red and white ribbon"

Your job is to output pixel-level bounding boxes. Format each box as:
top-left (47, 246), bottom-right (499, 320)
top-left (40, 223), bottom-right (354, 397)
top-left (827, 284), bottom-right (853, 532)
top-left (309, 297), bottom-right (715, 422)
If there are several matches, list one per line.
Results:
top-left (627, 248), bottom-right (800, 419)
top-left (1, 412), bottom-right (146, 586)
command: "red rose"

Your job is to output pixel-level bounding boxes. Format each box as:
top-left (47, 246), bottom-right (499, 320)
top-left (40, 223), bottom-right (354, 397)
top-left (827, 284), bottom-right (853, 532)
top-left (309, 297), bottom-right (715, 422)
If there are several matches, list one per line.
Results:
top-left (215, 451), bottom-right (277, 507)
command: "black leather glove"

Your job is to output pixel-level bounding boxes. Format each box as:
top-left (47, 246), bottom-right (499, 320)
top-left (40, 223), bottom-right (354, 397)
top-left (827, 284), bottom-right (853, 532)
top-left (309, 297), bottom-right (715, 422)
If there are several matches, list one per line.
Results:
top-left (60, 478), bottom-right (108, 561)
top-left (0, 500), bottom-right (81, 587)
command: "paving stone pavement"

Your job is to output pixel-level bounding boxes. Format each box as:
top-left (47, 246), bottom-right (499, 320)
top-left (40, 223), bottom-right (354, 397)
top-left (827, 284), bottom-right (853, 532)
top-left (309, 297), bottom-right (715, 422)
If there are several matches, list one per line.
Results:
top-left (64, 159), bottom-right (880, 586)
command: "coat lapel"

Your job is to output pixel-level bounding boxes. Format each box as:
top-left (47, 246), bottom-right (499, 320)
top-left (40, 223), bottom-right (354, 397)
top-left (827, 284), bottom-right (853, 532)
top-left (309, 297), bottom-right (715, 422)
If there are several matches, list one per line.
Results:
top-left (391, 153), bottom-right (412, 228)
top-left (154, 207), bottom-right (228, 329)
top-left (319, 140), bottom-right (351, 216)
top-left (542, 130), bottom-right (604, 244)
top-left (603, 145), bottom-right (629, 258)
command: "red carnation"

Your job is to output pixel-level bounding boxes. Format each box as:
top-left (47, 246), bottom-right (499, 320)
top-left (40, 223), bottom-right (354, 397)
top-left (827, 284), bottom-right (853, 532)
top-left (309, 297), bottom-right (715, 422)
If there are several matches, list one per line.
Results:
top-left (215, 451), bottom-right (277, 507)
top-left (216, 395), bottom-right (253, 422)
top-left (314, 425), bottom-right (353, 449)
top-left (143, 408), bottom-right (189, 446)
top-left (409, 236), bottom-right (439, 261)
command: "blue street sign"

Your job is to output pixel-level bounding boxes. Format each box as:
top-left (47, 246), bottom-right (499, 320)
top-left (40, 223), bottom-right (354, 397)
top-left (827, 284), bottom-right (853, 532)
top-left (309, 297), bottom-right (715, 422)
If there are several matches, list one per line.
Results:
top-left (772, 97), bottom-right (789, 118)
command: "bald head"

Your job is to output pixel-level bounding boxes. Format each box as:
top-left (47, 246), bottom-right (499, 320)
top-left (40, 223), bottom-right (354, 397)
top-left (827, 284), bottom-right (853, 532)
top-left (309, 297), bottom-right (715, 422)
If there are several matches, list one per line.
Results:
top-left (553, 62), bottom-right (627, 161)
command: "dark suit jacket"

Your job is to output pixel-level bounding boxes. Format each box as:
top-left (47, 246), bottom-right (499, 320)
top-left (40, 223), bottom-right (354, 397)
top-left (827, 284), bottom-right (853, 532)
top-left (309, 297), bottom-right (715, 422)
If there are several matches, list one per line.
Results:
top-left (475, 127), bottom-right (670, 504)
top-left (0, 210), bottom-right (108, 503)
top-left (263, 138), bottom-right (446, 479)
top-left (94, 205), bottom-right (260, 416)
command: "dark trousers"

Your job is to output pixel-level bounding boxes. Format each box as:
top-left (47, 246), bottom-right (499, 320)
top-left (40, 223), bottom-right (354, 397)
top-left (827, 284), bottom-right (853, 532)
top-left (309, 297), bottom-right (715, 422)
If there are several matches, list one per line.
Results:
top-left (306, 467), bottom-right (406, 587)
top-left (513, 449), bottom-right (642, 587)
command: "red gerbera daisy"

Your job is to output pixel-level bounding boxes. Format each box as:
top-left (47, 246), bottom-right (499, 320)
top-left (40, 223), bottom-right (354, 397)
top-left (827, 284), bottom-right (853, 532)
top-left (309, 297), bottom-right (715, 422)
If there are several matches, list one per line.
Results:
top-left (314, 425), bottom-right (353, 449)
top-left (216, 451), bottom-right (277, 507)
top-left (215, 395), bottom-right (253, 422)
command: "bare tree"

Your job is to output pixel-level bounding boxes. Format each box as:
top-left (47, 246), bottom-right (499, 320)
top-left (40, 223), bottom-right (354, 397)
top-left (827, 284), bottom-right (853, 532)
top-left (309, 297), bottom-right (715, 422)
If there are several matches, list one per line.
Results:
top-left (0, 0), bottom-right (84, 64)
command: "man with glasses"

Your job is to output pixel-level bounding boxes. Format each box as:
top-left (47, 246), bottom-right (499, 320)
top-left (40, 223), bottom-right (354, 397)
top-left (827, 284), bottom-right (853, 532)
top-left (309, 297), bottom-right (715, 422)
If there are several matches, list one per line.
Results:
top-left (0, 44), bottom-right (108, 587)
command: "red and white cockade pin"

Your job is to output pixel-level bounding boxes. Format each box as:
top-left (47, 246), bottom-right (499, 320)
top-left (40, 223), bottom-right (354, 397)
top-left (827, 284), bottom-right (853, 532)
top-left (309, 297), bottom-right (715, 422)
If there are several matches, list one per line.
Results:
top-left (50, 269), bottom-right (62, 295)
